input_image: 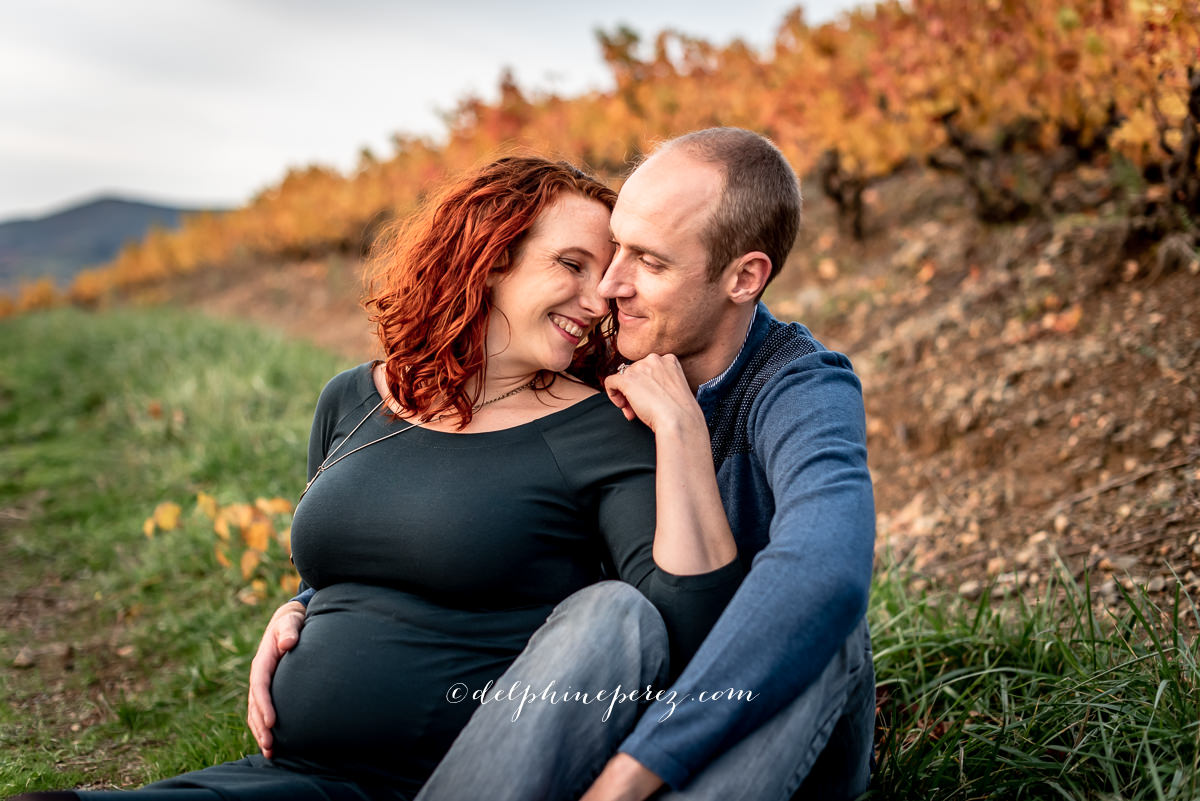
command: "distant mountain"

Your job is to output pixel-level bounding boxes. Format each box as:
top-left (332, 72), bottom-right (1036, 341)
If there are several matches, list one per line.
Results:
top-left (0, 196), bottom-right (224, 290)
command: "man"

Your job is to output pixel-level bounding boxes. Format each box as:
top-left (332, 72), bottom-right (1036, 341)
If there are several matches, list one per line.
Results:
top-left (248, 127), bottom-right (876, 799)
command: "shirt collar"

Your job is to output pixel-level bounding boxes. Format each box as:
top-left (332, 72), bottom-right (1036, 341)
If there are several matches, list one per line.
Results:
top-left (695, 302), bottom-right (773, 415)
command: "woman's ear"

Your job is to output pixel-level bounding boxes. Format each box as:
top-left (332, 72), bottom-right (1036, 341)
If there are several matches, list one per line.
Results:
top-left (725, 252), bottom-right (771, 304)
top-left (485, 252), bottom-right (511, 289)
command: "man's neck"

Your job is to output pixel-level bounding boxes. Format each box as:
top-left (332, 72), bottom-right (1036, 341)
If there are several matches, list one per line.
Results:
top-left (681, 305), bottom-right (757, 394)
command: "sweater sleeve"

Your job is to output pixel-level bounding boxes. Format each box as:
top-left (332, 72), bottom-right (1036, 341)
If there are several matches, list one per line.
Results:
top-left (543, 400), bottom-right (745, 674)
top-left (618, 351), bottom-right (875, 789)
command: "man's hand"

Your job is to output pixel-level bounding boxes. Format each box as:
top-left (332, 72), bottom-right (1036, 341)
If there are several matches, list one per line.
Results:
top-left (579, 753), bottom-right (664, 801)
top-left (247, 600), bottom-right (306, 758)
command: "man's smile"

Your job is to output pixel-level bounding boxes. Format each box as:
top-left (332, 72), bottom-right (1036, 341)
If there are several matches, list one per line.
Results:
top-left (615, 306), bottom-right (645, 324)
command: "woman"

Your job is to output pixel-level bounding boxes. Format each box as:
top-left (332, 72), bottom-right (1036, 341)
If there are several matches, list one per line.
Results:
top-left (18, 157), bottom-right (742, 801)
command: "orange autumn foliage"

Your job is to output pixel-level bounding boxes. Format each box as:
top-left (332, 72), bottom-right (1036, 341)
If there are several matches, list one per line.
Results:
top-left (2, 0), bottom-right (1194, 316)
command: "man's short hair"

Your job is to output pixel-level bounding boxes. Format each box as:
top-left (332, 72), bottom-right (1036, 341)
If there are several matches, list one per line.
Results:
top-left (661, 127), bottom-right (801, 286)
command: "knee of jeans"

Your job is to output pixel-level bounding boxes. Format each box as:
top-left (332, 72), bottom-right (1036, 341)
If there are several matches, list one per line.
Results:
top-left (553, 581), bottom-right (666, 650)
top-left (555, 580), bottom-right (651, 621)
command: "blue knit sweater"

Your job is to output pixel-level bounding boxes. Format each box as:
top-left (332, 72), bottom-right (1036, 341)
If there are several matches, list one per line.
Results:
top-left (618, 302), bottom-right (876, 790)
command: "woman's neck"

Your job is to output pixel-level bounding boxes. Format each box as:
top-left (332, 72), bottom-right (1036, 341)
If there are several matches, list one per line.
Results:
top-left (373, 362), bottom-right (540, 420)
top-left (468, 371), bottom-right (540, 408)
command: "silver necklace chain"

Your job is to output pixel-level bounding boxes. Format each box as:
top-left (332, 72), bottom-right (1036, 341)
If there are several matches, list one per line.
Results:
top-left (299, 379), bottom-right (535, 501)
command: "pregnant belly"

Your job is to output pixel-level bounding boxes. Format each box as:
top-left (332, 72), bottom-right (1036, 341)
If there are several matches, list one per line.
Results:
top-left (269, 584), bottom-right (547, 783)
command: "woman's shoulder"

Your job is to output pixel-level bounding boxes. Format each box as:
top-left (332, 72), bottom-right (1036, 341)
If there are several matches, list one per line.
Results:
top-left (322, 362), bottom-right (375, 394)
top-left (533, 381), bottom-right (617, 429)
top-left (313, 362), bottom-right (377, 417)
top-left (537, 387), bottom-right (655, 461)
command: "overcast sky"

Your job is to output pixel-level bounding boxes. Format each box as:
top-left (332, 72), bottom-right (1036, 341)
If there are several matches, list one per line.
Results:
top-left (0, 0), bottom-right (860, 221)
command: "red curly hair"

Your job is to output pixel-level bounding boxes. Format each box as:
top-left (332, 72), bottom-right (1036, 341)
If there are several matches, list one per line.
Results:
top-left (364, 156), bottom-right (618, 428)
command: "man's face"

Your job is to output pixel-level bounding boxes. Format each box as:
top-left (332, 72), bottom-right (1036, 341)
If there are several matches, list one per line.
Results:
top-left (599, 149), bottom-right (728, 366)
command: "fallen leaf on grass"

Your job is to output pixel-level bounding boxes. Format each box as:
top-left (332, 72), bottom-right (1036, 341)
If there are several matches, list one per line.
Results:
top-left (196, 492), bottom-right (218, 519)
top-left (242, 520), bottom-right (272, 552)
top-left (240, 550), bottom-right (261, 581)
top-left (255, 497), bottom-right (293, 516)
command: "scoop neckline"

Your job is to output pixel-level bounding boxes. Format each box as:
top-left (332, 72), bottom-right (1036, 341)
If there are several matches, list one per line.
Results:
top-left (360, 362), bottom-right (608, 438)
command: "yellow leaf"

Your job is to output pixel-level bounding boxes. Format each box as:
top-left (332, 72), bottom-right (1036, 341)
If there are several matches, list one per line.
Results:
top-left (213, 517), bottom-right (230, 542)
top-left (1160, 93), bottom-right (1187, 124)
top-left (251, 579), bottom-right (267, 597)
top-left (215, 544), bottom-right (231, 568)
top-left (237, 587), bottom-right (261, 606)
top-left (1113, 110), bottom-right (1157, 153)
top-left (223, 503), bottom-right (254, 530)
top-left (196, 492), bottom-right (218, 519)
top-left (143, 518), bottom-right (155, 538)
top-left (152, 502), bottom-right (182, 531)
top-left (279, 574), bottom-right (301, 595)
top-left (243, 520), bottom-right (273, 552)
top-left (240, 550), bottom-right (261, 581)
top-left (278, 525), bottom-right (292, 555)
top-left (256, 497), bottom-right (294, 516)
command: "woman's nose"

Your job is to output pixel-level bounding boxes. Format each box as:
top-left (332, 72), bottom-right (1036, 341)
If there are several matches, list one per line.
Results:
top-left (579, 276), bottom-right (607, 318)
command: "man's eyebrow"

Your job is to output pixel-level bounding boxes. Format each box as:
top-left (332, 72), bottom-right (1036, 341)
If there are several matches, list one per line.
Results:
top-left (609, 233), bottom-right (672, 265)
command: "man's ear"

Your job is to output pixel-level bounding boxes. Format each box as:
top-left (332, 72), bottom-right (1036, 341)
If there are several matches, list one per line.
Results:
top-left (724, 252), bottom-right (771, 304)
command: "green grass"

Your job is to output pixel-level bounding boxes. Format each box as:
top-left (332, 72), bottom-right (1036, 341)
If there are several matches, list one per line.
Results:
top-left (1, 307), bottom-right (1196, 798)
top-left (869, 567), bottom-right (1200, 800)
top-left (0, 307), bottom-right (351, 794)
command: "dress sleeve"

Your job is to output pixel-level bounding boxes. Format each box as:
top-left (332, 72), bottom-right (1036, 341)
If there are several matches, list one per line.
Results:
top-left (618, 351), bottom-right (875, 789)
top-left (305, 371), bottom-right (347, 482)
top-left (293, 366), bottom-right (362, 605)
top-left (545, 399), bottom-right (745, 675)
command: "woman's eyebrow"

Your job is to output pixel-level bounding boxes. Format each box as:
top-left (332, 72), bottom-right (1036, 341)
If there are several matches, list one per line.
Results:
top-left (559, 245), bottom-right (600, 259)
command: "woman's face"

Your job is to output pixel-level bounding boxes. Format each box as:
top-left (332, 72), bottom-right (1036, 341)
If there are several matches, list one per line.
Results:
top-left (486, 192), bottom-right (615, 376)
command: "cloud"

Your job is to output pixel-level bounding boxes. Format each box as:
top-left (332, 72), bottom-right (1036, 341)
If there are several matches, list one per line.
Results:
top-left (0, 0), bottom-right (860, 219)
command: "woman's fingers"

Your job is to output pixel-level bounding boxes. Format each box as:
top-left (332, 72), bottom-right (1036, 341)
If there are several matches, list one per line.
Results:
top-left (604, 380), bottom-right (636, 421)
top-left (247, 601), bottom-right (306, 755)
top-left (605, 355), bottom-right (695, 430)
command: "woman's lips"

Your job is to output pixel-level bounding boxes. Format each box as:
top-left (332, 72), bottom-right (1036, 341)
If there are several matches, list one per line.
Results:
top-left (549, 312), bottom-right (586, 343)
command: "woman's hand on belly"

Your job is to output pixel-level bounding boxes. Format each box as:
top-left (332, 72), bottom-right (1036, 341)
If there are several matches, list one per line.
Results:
top-left (248, 599), bottom-right (307, 758)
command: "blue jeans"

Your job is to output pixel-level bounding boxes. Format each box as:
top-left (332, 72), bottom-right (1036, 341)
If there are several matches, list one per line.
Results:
top-left (416, 582), bottom-right (875, 801)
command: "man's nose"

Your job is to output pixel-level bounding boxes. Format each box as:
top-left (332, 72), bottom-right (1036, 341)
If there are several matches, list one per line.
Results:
top-left (598, 256), bottom-right (632, 298)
